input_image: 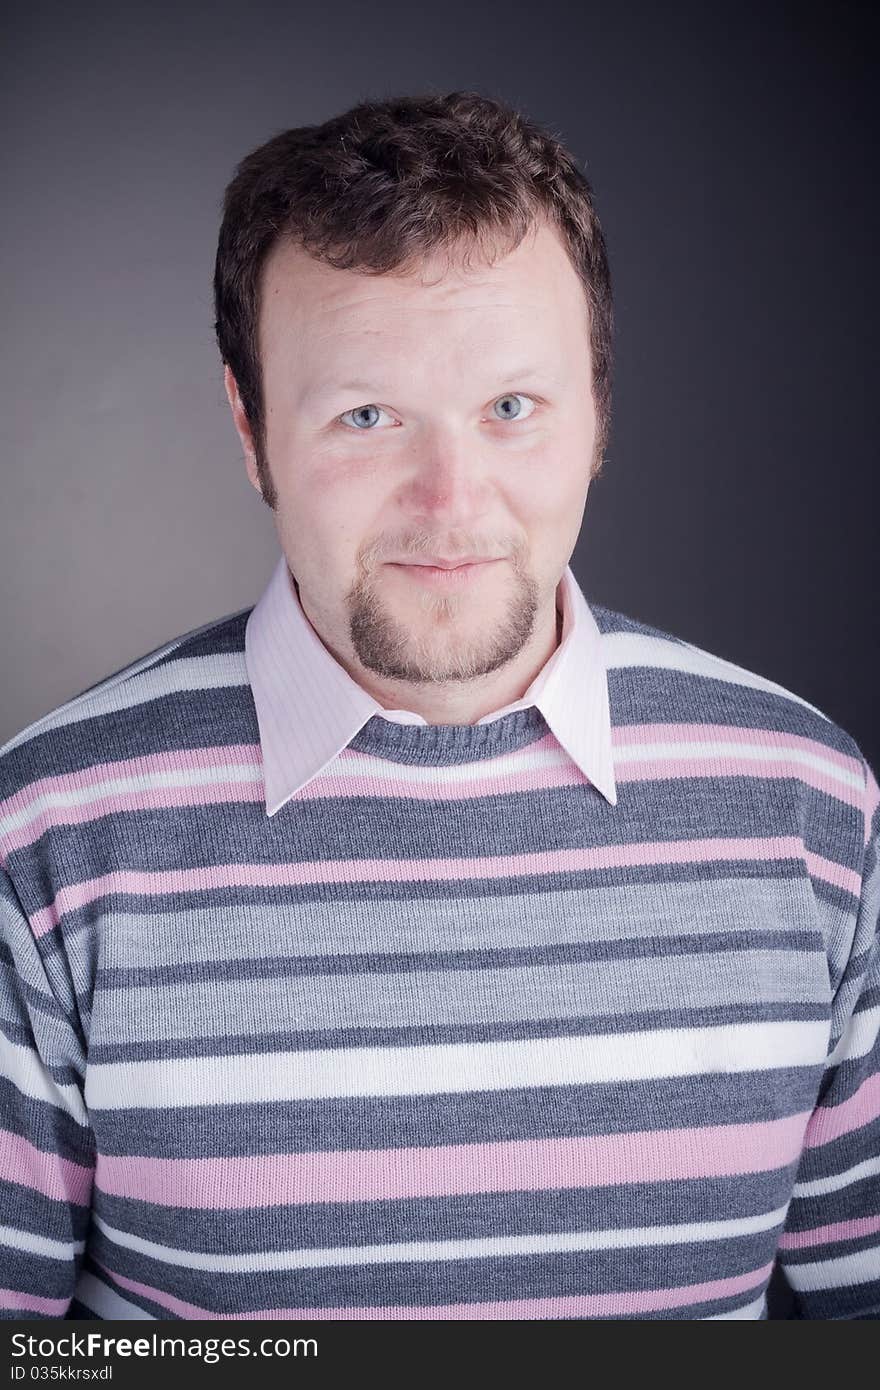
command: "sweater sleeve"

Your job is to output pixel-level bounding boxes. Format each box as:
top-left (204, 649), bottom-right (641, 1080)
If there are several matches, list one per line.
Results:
top-left (774, 758), bottom-right (880, 1318)
top-left (0, 865), bottom-right (96, 1319)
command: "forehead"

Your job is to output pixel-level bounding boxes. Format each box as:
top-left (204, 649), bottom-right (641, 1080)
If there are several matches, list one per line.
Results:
top-left (258, 218), bottom-right (588, 354)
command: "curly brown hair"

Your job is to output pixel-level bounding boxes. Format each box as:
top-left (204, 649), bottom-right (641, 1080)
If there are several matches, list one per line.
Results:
top-left (213, 90), bottom-right (613, 509)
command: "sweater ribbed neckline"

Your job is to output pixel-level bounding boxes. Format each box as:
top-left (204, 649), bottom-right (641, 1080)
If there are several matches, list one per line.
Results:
top-left (345, 705), bottom-right (551, 766)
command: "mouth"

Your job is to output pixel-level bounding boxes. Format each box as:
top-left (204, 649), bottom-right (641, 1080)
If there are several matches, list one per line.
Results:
top-left (388, 559), bottom-right (501, 587)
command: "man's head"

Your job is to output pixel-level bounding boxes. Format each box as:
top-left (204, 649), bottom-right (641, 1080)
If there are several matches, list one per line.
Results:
top-left (214, 91), bottom-right (613, 709)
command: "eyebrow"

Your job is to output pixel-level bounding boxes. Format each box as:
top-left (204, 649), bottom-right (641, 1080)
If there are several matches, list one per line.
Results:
top-left (305, 366), bottom-right (558, 401)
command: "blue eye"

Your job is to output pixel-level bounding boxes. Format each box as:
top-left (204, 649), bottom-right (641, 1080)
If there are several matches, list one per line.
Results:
top-left (338, 404), bottom-right (395, 430)
top-left (492, 393), bottom-right (536, 421)
top-left (337, 393), bottom-right (537, 431)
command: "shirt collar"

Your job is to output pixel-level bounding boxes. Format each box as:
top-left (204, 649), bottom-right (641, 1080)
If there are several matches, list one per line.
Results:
top-left (245, 550), bottom-right (618, 815)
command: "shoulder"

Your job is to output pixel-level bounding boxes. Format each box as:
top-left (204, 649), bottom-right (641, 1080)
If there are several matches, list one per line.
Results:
top-left (590, 597), bottom-right (874, 856)
top-left (0, 604), bottom-right (255, 821)
top-left (591, 597), bottom-right (861, 753)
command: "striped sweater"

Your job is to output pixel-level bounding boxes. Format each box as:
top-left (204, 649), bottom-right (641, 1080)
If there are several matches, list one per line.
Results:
top-left (1, 562), bottom-right (878, 1320)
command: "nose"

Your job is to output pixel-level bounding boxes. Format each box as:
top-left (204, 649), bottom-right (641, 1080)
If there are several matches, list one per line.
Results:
top-left (402, 425), bottom-right (490, 524)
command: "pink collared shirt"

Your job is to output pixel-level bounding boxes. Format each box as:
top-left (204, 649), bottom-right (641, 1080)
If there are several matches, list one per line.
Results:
top-left (245, 552), bottom-right (618, 815)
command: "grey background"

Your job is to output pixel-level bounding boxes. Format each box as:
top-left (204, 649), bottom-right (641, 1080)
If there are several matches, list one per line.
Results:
top-left (3, 0), bottom-right (877, 772)
top-left (3, 0), bottom-right (876, 1320)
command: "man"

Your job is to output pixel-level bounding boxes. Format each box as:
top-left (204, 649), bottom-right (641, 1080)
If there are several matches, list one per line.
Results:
top-left (1, 91), bottom-right (877, 1322)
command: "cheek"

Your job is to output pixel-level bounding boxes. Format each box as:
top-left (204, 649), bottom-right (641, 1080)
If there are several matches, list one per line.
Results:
top-left (511, 442), bottom-right (591, 560)
top-left (511, 435), bottom-right (588, 515)
top-left (282, 470), bottom-right (376, 576)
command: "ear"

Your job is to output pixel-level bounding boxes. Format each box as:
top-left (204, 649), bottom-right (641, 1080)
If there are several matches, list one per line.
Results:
top-left (224, 365), bottom-right (262, 495)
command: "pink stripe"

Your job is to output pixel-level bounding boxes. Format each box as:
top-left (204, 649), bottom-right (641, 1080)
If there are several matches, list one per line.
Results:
top-left (0, 1285), bottom-right (69, 1315)
top-left (4, 723), bottom-right (854, 818)
top-left (614, 756), bottom-right (863, 809)
top-left (804, 1072), bottom-right (880, 1148)
top-left (0, 739), bottom-right (582, 853)
top-left (283, 750), bottom-right (862, 812)
top-left (0, 743), bottom-right (263, 809)
top-left (0, 745), bottom-right (264, 855)
top-left (866, 766), bottom-right (880, 846)
top-left (0, 782), bottom-right (264, 855)
top-left (30, 835), bottom-right (829, 936)
top-left (0, 1128), bottom-right (92, 1206)
top-left (3, 724), bottom-right (865, 856)
top-left (778, 1213), bottom-right (880, 1251)
top-left (94, 1258), bottom-right (773, 1320)
top-left (96, 1113), bottom-right (809, 1210)
top-left (304, 754), bottom-right (588, 804)
top-left (612, 723), bottom-right (863, 777)
top-left (802, 848), bottom-right (863, 896)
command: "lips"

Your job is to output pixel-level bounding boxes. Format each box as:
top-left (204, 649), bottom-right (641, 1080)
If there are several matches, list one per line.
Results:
top-left (394, 558), bottom-right (494, 569)
top-left (389, 559), bottom-right (500, 587)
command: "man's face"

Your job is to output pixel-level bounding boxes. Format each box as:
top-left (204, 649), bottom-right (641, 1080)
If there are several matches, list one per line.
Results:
top-left (227, 217), bottom-right (597, 692)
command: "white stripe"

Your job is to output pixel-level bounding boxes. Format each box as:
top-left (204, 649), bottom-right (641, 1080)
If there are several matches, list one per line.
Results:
top-left (72, 1269), bottom-right (156, 1320)
top-left (704, 1291), bottom-right (767, 1319)
top-left (3, 731), bottom-right (859, 838)
top-left (793, 1154), bottom-right (880, 1199)
top-left (0, 649), bottom-right (248, 758)
top-left (341, 743), bottom-right (571, 785)
top-left (1, 763), bottom-right (265, 836)
top-left (0, 1221), bottom-right (84, 1261)
top-left (602, 632), bottom-right (832, 722)
top-left (827, 1005), bottom-right (880, 1067)
top-left (783, 1244), bottom-right (880, 1293)
top-left (613, 739), bottom-right (862, 791)
top-left (84, 1019), bottom-right (830, 1110)
top-left (0, 1037), bottom-right (89, 1126)
top-left (0, 746), bottom-right (571, 835)
top-left (93, 1205), bottom-right (788, 1274)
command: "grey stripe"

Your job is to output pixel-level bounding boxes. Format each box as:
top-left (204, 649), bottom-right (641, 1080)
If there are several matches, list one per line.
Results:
top-left (94, 1168), bottom-right (798, 1256)
top-left (68, 875), bottom-right (817, 973)
top-left (89, 947), bottom-right (828, 1045)
top-left (87, 1220), bottom-right (779, 1310)
top-left (89, 1065), bottom-right (823, 1158)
